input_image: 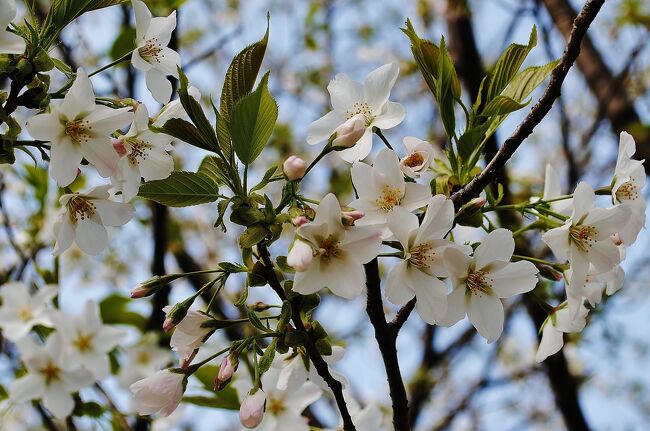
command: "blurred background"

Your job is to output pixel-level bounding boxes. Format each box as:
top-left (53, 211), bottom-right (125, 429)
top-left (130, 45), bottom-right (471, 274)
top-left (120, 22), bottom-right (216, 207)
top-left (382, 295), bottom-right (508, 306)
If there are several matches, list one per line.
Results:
top-left (1, 0), bottom-right (649, 430)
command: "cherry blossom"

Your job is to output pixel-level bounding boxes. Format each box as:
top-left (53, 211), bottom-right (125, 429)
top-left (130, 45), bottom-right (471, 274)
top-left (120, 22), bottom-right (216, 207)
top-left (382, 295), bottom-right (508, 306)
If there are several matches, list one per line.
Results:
top-left (163, 306), bottom-right (213, 367)
top-left (26, 69), bottom-right (133, 186)
top-left (53, 185), bottom-right (134, 256)
top-left (0, 0), bottom-right (25, 54)
top-left (386, 196), bottom-right (471, 324)
top-left (441, 229), bottom-right (539, 342)
top-left (542, 163), bottom-right (572, 215)
top-left (273, 346), bottom-right (346, 392)
top-left (399, 137), bottom-right (436, 179)
top-left (349, 149), bottom-right (430, 237)
top-left (612, 132), bottom-right (646, 244)
top-left (118, 332), bottom-right (173, 387)
top-left (291, 193), bottom-right (382, 299)
top-left (536, 304), bottom-right (588, 363)
top-left (240, 388), bottom-right (266, 429)
top-left (51, 301), bottom-right (124, 380)
top-left (10, 334), bottom-right (94, 419)
top-left (130, 369), bottom-right (186, 417)
top-left (152, 85), bottom-right (201, 127)
top-left (331, 114), bottom-right (366, 148)
top-left (283, 155), bottom-right (308, 181)
top-left (307, 63), bottom-right (405, 162)
top-left (286, 239), bottom-right (313, 272)
top-left (131, 0), bottom-right (181, 104)
top-left (0, 282), bottom-right (57, 341)
top-left (112, 104), bottom-right (174, 201)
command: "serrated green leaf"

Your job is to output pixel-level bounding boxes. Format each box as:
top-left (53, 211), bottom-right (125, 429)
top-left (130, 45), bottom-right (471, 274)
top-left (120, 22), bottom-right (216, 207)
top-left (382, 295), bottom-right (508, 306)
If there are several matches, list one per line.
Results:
top-left (155, 118), bottom-right (213, 152)
top-left (220, 16), bottom-right (269, 122)
top-left (178, 69), bottom-right (220, 153)
top-left (457, 122), bottom-right (490, 162)
top-left (502, 59), bottom-right (559, 102)
top-left (239, 224), bottom-right (269, 248)
top-left (138, 171), bottom-right (221, 207)
top-left (402, 18), bottom-right (440, 95)
top-left (216, 109), bottom-right (232, 160)
top-left (436, 37), bottom-right (457, 138)
top-left (487, 26), bottom-right (537, 102)
top-left (198, 155), bottom-right (228, 185)
top-left (481, 95), bottom-right (529, 118)
top-left (231, 72), bottom-right (278, 165)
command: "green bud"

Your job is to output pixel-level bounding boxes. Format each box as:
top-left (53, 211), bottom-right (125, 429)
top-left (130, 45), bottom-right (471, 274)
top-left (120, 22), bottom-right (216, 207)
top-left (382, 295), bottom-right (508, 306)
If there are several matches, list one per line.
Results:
top-left (315, 338), bottom-right (332, 356)
top-left (33, 49), bottom-right (54, 72)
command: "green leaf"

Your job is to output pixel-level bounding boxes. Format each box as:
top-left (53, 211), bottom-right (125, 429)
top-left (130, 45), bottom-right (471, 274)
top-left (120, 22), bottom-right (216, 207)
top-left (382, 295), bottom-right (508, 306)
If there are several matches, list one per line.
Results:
top-left (486, 26), bottom-right (537, 102)
top-left (198, 155), bottom-right (229, 186)
top-left (502, 59), bottom-right (559, 102)
top-left (402, 18), bottom-right (440, 95)
top-left (481, 95), bottom-right (529, 118)
top-left (220, 15), bottom-right (269, 123)
top-left (138, 171), bottom-right (221, 207)
top-left (258, 339), bottom-right (277, 374)
top-left (155, 118), bottom-right (214, 152)
top-left (178, 69), bottom-right (220, 153)
top-left (99, 295), bottom-right (146, 330)
top-left (216, 110), bottom-right (232, 160)
top-left (231, 72), bottom-right (278, 165)
top-left (239, 224), bottom-right (269, 248)
top-left (436, 37), bottom-right (457, 138)
top-left (250, 166), bottom-right (278, 192)
top-left (109, 27), bottom-right (136, 62)
top-left (457, 122), bottom-right (490, 162)
top-left (247, 309), bottom-right (271, 332)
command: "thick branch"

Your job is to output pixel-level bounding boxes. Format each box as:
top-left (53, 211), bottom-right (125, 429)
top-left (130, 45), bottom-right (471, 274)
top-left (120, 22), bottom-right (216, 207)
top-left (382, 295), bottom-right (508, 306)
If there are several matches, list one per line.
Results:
top-left (365, 258), bottom-right (410, 431)
top-left (450, 0), bottom-right (606, 210)
top-left (257, 243), bottom-right (356, 431)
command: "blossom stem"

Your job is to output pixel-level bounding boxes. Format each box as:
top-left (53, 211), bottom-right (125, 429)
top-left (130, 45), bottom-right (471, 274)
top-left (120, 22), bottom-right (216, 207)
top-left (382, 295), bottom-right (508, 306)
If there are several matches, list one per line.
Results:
top-left (303, 144), bottom-right (334, 179)
top-left (378, 252), bottom-right (402, 258)
top-left (88, 51), bottom-right (134, 78)
top-left (512, 254), bottom-right (565, 271)
top-left (373, 128), bottom-right (394, 150)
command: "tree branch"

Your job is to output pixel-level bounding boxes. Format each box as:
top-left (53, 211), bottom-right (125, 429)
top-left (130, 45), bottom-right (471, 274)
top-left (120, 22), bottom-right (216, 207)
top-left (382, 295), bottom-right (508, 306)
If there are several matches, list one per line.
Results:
top-left (450, 0), bottom-right (606, 210)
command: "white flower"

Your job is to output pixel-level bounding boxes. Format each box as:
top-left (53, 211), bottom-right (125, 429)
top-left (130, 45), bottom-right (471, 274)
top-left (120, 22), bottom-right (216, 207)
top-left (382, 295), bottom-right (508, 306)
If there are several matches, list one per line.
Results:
top-left (542, 163), bottom-right (572, 215)
top-left (399, 137), bottom-right (436, 179)
top-left (0, 0), bottom-right (25, 54)
top-left (273, 346), bottom-right (346, 392)
top-left (307, 63), bottom-right (405, 162)
top-left (131, 0), bottom-right (181, 104)
top-left (292, 194), bottom-right (382, 299)
top-left (10, 334), bottom-right (94, 419)
top-left (26, 68), bottom-right (133, 186)
top-left (612, 131), bottom-right (646, 244)
top-left (349, 149), bottom-right (430, 237)
top-left (0, 282), bottom-right (57, 341)
top-left (152, 86), bottom-right (201, 127)
top-left (570, 260), bottom-right (625, 308)
top-left (118, 332), bottom-right (173, 387)
top-left (163, 306), bottom-right (212, 367)
top-left (53, 185), bottom-right (134, 256)
top-left (51, 301), bottom-right (124, 380)
top-left (240, 388), bottom-right (266, 429)
top-left (535, 304), bottom-right (588, 363)
top-left (112, 104), bottom-right (174, 201)
top-left (130, 369), bottom-right (186, 417)
top-left (248, 367), bottom-right (323, 431)
top-left (386, 196), bottom-right (470, 324)
top-left (441, 229), bottom-right (539, 342)
top-left (331, 114), bottom-right (366, 148)
top-left (542, 182), bottom-right (628, 315)
top-left (286, 239), bottom-right (313, 272)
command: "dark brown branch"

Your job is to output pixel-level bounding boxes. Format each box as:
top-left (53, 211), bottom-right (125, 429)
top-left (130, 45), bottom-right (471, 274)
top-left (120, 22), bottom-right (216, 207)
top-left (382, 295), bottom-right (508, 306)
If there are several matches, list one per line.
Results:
top-left (365, 258), bottom-right (410, 431)
top-left (450, 0), bottom-right (606, 210)
top-left (257, 243), bottom-right (356, 431)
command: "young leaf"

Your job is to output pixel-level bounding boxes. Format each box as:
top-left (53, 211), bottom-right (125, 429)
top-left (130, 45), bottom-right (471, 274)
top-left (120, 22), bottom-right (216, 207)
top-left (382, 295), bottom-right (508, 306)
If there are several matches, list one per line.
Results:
top-left (178, 69), bottom-right (220, 153)
top-left (239, 224), bottom-right (269, 248)
top-left (138, 171), bottom-right (221, 207)
top-left (231, 72), bottom-right (278, 165)
top-left (481, 95), bottom-right (529, 118)
top-left (154, 118), bottom-right (213, 152)
top-left (401, 18), bottom-right (440, 95)
top-left (220, 15), bottom-right (270, 122)
top-left (501, 59), bottom-right (559, 102)
top-left (486, 26), bottom-right (537, 102)
top-left (198, 155), bottom-right (230, 186)
top-left (436, 37), bottom-right (457, 138)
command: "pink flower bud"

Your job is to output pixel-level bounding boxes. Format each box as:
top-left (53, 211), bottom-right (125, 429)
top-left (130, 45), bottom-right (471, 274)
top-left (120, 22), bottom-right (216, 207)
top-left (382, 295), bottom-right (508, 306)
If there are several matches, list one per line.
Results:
top-left (130, 284), bottom-right (152, 299)
top-left (292, 215), bottom-right (309, 227)
top-left (215, 354), bottom-right (238, 391)
top-left (163, 316), bottom-right (175, 332)
top-left (112, 139), bottom-right (127, 157)
top-left (240, 389), bottom-right (266, 429)
top-left (469, 197), bottom-right (487, 208)
top-left (332, 114), bottom-right (366, 148)
top-left (283, 156), bottom-right (308, 181)
top-left (342, 210), bottom-right (365, 225)
top-left (286, 239), bottom-right (313, 272)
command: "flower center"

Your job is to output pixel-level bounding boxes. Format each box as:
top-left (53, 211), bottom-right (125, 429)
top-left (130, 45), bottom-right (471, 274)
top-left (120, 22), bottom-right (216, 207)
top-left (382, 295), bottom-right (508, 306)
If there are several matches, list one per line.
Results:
top-left (403, 151), bottom-right (426, 169)
top-left (376, 185), bottom-right (402, 212)
top-left (268, 398), bottom-right (284, 415)
top-left (465, 270), bottom-right (493, 296)
top-left (18, 308), bottom-right (32, 322)
top-left (569, 224), bottom-right (598, 252)
top-left (67, 196), bottom-right (97, 224)
top-left (64, 119), bottom-right (92, 145)
top-left (139, 38), bottom-right (163, 63)
top-left (74, 333), bottom-right (93, 352)
top-left (125, 138), bottom-right (151, 166)
top-left (408, 243), bottom-right (435, 270)
top-left (346, 102), bottom-right (374, 126)
top-left (317, 236), bottom-right (341, 262)
top-left (39, 361), bottom-right (61, 385)
top-left (136, 351), bottom-right (151, 365)
top-left (615, 180), bottom-right (639, 202)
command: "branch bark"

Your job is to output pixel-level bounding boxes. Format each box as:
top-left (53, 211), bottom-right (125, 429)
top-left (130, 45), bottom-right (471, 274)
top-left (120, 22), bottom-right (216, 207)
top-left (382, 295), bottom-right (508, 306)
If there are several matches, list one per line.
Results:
top-left (450, 0), bottom-right (607, 210)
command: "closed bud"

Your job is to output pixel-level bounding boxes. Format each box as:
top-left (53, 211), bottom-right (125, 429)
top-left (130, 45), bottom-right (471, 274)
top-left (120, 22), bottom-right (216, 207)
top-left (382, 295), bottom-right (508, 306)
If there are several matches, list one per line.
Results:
top-left (283, 155), bottom-right (308, 181)
top-left (162, 295), bottom-right (198, 332)
top-left (292, 215), bottom-right (309, 227)
top-left (286, 239), bottom-right (313, 272)
top-left (131, 273), bottom-right (188, 298)
top-left (331, 114), bottom-right (366, 148)
top-left (249, 301), bottom-right (271, 312)
top-left (239, 389), bottom-right (266, 428)
top-left (215, 353), bottom-right (239, 391)
top-left (538, 264), bottom-right (563, 281)
top-left (341, 210), bottom-right (364, 226)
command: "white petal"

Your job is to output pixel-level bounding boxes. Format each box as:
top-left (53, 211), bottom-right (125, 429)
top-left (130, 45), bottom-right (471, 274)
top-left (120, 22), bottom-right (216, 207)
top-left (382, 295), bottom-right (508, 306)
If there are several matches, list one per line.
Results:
top-left (132, 0), bottom-right (152, 41)
top-left (75, 217), bottom-right (109, 255)
top-left (326, 260), bottom-right (365, 299)
top-left (311, 193), bottom-right (344, 234)
top-left (474, 228), bottom-right (514, 269)
top-left (157, 47), bottom-right (181, 77)
top-left (402, 183), bottom-right (432, 212)
top-left (373, 149), bottom-right (404, 192)
top-left (340, 226), bottom-right (382, 264)
top-left (364, 63), bottom-right (399, 112)
top-left (586, 240), bottom-right (621, 274)
top-left (336, 128), bottom-right (373, 163)
top-left (415, 195), bottom-right (454, 244)
top-left (412, 272), bottom-right (448, 324)
top-left (146, 69), bottom-right (173, 104)
top-left (535, 323), bottom-right (564, 363)
top-left (26, 112), bottom-right (61, 141)
top-left (386, 207), bottom-right (418, 249)
top-left (328, 73), bottom-right (364, 113)
top-left (10, 374), bottom-right (45, 402)
top-left (138, 144), bottom-right (174, 181)
top-left (385, 262), bottom-right (415, 305)
top-left (371, 101), bottom-right (406, 130)
top-left (285, 381), bottom-right (322, 413)
top-left (442, 246), bottom-right (471, 279)
top-left (467, 293), bottom-right (504, 343)
top-left (292, 259), bottom-right (324, 296)
top-left (49, 138), bottom-right (83, 187)
top-left (85, 106), bottom-right (133, 134)
top-left (93, 199), bottom-right (134, 226)
top-left (145, 13), bottom-right (176, 46)
top-left (306, 110), bottom-right (345, 145)
top-left (43, 383), bottom-right (75, 419)
top-left (571, 182), bottom-right (595, 220)
top-left (542, 223), bottom-right (570, 262)
top-left (81, 138), bottom-right (120, 178)
top-left (60, 69), bottom-right (95, 119)
top-left (490, 261), bottom-right (539, 298)
top-left (131, 49), bottom-right (152, 71)
top-left (438, 286), bottom-right (466, 327)
top-left (53, 213), bottom-right (75, 256)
